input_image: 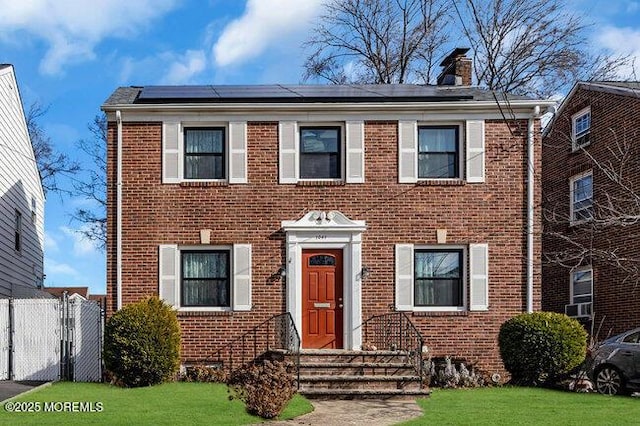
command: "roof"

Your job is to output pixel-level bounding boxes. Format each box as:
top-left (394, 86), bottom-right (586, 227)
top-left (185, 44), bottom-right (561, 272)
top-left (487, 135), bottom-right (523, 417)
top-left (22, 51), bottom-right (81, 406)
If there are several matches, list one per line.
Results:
top-left (43, 287), bottom-right (89, 299)
top-left (584, 81), bottom-right (640, 91)
top-left (103, 83), bottom-right (534, 107)
top-left (547, 80), bottom-right (640, 130)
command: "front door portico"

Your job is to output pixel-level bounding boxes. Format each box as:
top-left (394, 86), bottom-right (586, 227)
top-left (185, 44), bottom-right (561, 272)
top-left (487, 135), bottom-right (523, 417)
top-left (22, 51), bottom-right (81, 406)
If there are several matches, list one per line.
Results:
top-left (281, 211), bottom-right (366, 350)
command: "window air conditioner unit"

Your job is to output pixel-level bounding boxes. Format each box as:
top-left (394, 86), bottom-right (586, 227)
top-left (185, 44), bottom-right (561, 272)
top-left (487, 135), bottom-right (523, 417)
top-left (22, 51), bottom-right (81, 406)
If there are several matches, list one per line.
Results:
top-left (565, 302), bottom-right (592, 318)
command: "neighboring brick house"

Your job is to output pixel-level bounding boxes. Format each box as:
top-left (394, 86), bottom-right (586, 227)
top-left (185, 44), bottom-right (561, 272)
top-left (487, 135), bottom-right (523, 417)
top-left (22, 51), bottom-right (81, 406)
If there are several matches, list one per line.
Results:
top-left (102, 51), bottom-right (552, 375)
top-left (542, 82), bottom-right (640, 337)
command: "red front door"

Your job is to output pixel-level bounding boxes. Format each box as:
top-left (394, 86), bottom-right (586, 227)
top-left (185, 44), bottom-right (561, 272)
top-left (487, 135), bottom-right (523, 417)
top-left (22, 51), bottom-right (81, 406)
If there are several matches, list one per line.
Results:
top-left (302, 249), bottom-right (343, 349)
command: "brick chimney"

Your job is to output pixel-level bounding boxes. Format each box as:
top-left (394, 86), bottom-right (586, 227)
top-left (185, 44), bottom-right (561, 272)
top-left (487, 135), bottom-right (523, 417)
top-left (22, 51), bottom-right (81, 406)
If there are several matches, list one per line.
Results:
top-left (436, 48), bottom-right (472, 86)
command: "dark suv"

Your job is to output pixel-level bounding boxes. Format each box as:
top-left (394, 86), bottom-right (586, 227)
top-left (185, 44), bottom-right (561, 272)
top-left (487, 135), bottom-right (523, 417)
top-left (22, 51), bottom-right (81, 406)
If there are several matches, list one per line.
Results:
top-left (588, 327), bottom-right (640, 395)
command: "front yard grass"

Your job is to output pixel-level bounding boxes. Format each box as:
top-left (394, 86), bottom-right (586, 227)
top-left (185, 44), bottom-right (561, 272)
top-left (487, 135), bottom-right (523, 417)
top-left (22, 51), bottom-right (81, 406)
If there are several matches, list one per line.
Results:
top-left (0, 381), bottom-right (313, 425)
top-left (401, 386), bottom-right (640, 426)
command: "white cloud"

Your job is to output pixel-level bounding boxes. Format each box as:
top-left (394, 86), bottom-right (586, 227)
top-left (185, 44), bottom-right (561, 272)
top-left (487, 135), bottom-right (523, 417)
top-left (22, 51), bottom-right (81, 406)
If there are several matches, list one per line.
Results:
top-left (45, 257), bottom-right (79, 277)
top-left (60, 225), bottom-right (99, 257)
top-left (0, 0), bottom-right (180, 75)
top-left (160, 50), bottom-right (207, 84)
top-left (595, 26), bottom-right (640, 78)
top-left (213, 0), bottom-right (324, 67)
top-left (120, 49), bottom-right (208, 85)
top-left (44, 231), bottom-right (59, 253)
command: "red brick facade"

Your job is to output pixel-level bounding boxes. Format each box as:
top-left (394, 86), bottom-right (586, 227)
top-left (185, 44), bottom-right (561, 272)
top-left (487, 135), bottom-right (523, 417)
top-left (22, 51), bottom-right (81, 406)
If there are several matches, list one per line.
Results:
top-left (542, 84), bottom-right (640, 336)
top-left (106, 110), bottom-right (543, 375)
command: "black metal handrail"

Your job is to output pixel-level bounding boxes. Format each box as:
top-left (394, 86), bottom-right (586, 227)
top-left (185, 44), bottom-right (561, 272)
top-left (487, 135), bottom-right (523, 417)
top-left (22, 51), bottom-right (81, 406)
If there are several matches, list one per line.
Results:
top-left (362, 312), bottom-right (425, 385)
top-left (212, 313), bottom-right (300, 385)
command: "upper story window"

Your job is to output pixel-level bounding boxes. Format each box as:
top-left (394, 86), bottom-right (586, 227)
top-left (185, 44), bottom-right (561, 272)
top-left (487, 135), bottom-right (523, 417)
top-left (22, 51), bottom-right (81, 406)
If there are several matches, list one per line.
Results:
top-left (418, 126), bottom-right (460, 179)
top-left (571, 267), bottom-right (592, 304)
top-left (570, 171), bottom-right (593, 223)
top-left (280, 121), bottom-right (364, 184)
top-left (399, 120), bottom-right (484, 184)
top-left (181, 250), bottom-right (230, 307)
top-left (184, 128), bottom-right (225, 180)
top-left (572, 107), bottom-right (591, 150)
top-left (299, 126), bottom-right (341, 179)
top-left (15, 210), bottom-right (22, 252)
top-left (414, 249), bottom-right (463, 308)
top-left (162, 121), bottom-right (247, 184)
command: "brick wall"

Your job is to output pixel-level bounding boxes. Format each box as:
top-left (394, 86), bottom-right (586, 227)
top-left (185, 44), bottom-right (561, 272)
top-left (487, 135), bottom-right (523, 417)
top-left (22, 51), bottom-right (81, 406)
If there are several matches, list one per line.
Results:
top-left (107, 117), bottom-right (542, 375)
top-left (542, 86), bottom-right (640, 336)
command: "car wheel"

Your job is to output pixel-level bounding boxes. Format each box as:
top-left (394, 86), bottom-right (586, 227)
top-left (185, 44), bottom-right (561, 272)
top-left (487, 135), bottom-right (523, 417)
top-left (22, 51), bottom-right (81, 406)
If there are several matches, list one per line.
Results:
top-left (595, 366), bottom-right (625, 396)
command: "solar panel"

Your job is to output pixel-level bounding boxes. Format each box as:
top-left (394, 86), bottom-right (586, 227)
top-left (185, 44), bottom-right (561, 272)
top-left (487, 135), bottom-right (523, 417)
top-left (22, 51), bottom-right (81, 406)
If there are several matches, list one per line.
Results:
top-left (135, 84), bottom-right (472, 103)
top-left (138, 86), bottom-right (217, 99)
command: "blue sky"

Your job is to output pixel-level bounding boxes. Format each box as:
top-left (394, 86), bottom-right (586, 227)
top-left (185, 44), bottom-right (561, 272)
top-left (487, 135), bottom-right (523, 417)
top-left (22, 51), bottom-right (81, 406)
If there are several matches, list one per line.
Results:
top-left (1, 0), bottom-right (639, 296)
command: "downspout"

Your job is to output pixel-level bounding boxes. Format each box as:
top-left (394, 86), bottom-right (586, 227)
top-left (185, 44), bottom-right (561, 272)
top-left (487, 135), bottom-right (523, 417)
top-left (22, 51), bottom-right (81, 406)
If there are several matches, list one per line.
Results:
top-left (116, 110), bottom-right (123, 310)
top-left (526, 106), bottom-right (540, 313)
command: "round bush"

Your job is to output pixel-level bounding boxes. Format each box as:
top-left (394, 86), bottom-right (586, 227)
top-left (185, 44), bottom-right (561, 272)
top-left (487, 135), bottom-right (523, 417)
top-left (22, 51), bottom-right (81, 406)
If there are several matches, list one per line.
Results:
top-left (104, 297), bottom-right (181, 387)
top-left (498, 312), bottom-right (587, 385)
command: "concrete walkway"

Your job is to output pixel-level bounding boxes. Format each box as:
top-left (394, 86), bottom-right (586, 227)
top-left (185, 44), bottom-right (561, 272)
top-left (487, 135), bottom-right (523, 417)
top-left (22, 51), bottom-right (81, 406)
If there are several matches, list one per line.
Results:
top-left (0, 381), bottom-right (48, 402)
top-left (267, 399), bottom-right (423, 425)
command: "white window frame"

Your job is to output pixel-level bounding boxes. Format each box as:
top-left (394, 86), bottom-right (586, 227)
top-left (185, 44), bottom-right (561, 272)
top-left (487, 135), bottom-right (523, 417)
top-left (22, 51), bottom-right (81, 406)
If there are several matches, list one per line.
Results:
top-left (298, 122), bottom-right (346, 182)
top-left (570, 266), bottom-right (593, 305)
top-left (177, 245), bottom-right (233, 312)
top-left (417, 122), bottom-right (464, 182)
top-left (572, 107), bottom-right (591, 151)
top-left (569, 170), bottom-right (593, 224)
top-left (180, 123), bottom-right (229, 183)
top-left (413, 245), bottom-right (467, 312)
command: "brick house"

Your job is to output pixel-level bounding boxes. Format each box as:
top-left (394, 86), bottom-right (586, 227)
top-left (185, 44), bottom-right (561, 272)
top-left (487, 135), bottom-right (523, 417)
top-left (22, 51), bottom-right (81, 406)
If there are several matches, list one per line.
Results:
top-left (542, 81), bottom-right (640, 336)
top-left (102, 50), bottom-right (552, 381)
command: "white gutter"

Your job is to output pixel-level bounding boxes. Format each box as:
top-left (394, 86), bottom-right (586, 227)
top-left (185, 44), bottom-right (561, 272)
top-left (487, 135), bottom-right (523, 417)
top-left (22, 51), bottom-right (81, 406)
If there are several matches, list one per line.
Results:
top-left (102, 99), bottom-right (556, 114)
top-left (526, 106), bottom-right (540, 313)
top-left (116, 110), bottom-right (123, 310)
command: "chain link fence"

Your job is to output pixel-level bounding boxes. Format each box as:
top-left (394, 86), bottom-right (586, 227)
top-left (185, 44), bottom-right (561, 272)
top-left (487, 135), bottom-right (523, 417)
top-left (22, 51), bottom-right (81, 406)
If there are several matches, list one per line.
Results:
top-left (0, 294), bottom-right (103, 382)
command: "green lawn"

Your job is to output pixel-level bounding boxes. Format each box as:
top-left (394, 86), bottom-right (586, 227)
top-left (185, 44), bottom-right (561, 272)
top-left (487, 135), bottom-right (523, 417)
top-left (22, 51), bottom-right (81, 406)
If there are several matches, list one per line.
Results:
top-left (401, 387), bottom-right (640, 426)
top-left (1, 382), bottom-right (313, 425)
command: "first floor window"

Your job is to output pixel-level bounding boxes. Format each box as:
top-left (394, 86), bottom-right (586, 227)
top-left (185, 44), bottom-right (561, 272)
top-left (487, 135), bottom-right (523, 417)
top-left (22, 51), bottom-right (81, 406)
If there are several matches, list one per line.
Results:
top-left (181, 250), bottom-right (230, 307)
top-left (418, 126), bottom-right (459, 178)
top-left (15, 210), bottom-right (22, 252)
top-left (184, 127), bottom-right (225, 179)
top-left (571, 172), bottom-right (593, 222)
top-left (571, 268), bottom-right (592, 304)
top-left (300, 126), bottom-right (341, 179)
top-left (415, 249), bottom-right (463, 307)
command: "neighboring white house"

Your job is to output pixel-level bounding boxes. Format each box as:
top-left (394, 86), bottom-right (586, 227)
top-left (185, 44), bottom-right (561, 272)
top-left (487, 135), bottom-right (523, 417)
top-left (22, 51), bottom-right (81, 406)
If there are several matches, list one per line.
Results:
top-left (0, 64), bottom-right (46, 298)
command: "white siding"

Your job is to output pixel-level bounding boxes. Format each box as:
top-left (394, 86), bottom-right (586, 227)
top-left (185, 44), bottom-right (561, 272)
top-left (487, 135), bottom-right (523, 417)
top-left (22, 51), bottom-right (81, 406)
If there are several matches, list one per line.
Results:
top-left (0, 66), bottom-right (45, 298)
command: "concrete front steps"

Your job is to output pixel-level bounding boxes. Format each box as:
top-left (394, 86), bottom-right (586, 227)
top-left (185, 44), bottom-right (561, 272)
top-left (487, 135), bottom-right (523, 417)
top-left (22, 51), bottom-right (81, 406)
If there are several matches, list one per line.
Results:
top-left (291, 349), bottom-right (431, 400)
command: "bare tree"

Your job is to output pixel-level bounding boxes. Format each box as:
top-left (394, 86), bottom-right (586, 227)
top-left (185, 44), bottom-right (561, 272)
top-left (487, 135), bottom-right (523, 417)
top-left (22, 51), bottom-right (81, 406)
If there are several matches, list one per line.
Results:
top-left (453, 0), bottom-right (629, 98)
top-left (303, 0), bottom-right (451, 84)
top-left (72, 114), bottom-right (107, 249)
top-left (26, 103), bottom-right (80, 194)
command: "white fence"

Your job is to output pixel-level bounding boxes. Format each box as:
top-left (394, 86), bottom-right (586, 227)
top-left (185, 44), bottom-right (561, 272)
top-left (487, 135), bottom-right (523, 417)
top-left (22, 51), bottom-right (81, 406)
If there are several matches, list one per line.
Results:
top-left (0, 296), bottom-right (103, 382)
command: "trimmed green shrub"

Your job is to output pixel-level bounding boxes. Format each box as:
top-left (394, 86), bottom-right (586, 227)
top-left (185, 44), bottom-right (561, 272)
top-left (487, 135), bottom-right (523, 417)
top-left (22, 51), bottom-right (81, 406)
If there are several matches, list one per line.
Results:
top-left (103, 297), bottom-right (181, 387)
top-left (229, 360), bottom-right (296, 419)
top-left (499, 312), bottom-right (587, 385)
